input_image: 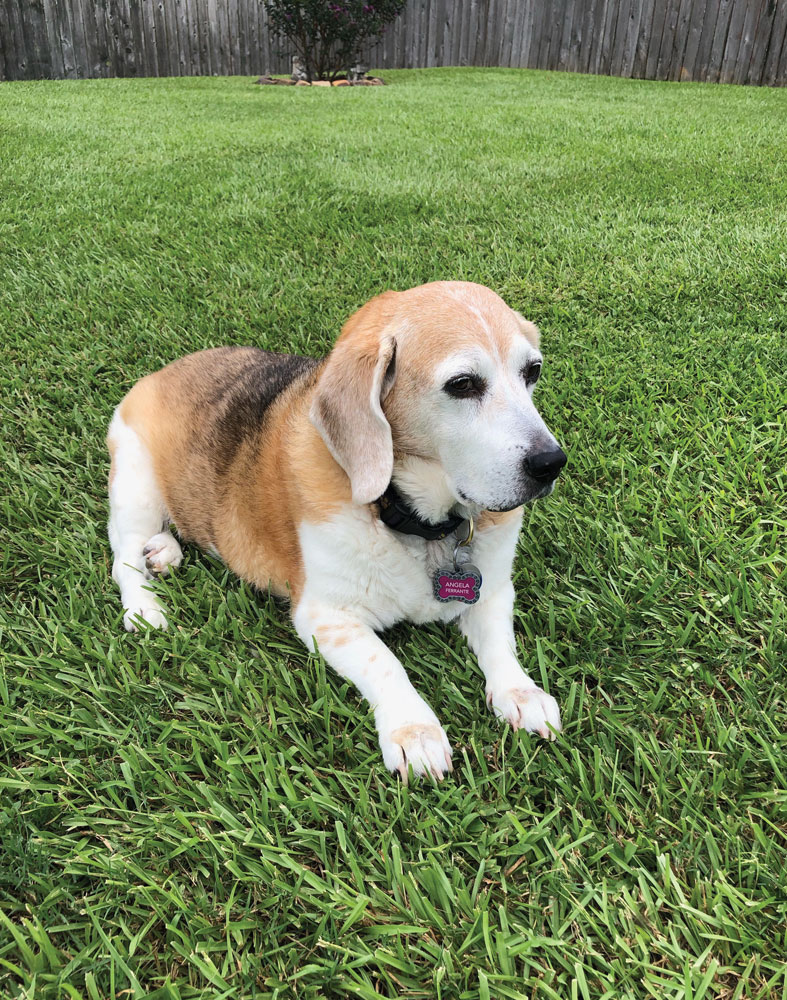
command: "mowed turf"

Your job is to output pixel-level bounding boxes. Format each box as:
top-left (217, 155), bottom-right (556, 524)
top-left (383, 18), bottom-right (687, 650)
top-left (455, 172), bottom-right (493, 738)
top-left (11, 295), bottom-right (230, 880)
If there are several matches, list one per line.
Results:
top-left (1, 67), bottom-right (785, 999)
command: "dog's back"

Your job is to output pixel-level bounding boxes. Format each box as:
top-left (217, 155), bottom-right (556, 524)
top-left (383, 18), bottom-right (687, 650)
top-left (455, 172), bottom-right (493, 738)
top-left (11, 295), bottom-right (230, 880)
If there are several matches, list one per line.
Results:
top-left (109, 347), bottom-right (322, 605)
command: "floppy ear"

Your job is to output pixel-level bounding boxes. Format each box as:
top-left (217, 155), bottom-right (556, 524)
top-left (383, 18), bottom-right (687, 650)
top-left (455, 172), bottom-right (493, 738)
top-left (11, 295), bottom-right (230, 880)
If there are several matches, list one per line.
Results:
top-left (514, 311), bottom-right (541, 349)
top-left (310, 305), bottom-right (398, 505)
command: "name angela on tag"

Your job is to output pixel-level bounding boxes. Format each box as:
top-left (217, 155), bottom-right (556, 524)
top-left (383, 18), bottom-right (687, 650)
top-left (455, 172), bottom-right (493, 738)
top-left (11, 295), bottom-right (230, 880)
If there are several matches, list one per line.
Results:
top-left (433, 562), bottom-right (482, 604)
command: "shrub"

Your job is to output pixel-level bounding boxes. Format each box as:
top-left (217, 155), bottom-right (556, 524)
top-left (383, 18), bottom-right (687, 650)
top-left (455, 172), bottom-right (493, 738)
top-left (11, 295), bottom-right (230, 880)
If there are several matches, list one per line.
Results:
top-left (263, 0), bottom-right (406, 81)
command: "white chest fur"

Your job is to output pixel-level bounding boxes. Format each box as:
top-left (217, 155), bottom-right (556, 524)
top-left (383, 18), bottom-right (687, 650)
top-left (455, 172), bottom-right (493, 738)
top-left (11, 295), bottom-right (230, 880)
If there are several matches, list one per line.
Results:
top-left (298, 507), bottom-right (468, 630)
top-left (298, 505), bottom-right (523, 632)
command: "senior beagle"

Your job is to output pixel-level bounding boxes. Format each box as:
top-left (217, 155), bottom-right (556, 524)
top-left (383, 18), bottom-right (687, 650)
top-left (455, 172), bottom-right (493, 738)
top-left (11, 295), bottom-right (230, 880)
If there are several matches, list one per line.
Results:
top-left (107, 281), bottom-right (567, 779)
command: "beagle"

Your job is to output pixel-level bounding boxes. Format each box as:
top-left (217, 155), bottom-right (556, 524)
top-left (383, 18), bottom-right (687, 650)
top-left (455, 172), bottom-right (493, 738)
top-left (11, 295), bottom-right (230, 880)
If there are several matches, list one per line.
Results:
top-left (107, 281), bottom-right (566, 779)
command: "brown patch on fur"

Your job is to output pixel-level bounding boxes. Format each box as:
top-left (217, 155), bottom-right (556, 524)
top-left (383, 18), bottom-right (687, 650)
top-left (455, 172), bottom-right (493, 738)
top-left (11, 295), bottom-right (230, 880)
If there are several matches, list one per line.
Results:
top-left (117, 348), bottom-right (329, 602)
top-left (477, 507), bottom-right (523, 531)
top-left (389, 723), bottom-right (452, 781)
top-left (389, 723), bottom-right (445, 745)
top-left (391, 282), bottom-right (535, 366)
top-left (310, 295), bottom-right (398, 504)
top-left (314, 622), bottom-right (362, 649)
top-left (507, 687), bottom-right (538, 702)
top-left (513, 311), bottom-right (540, 349)
top-left (290, 418), bottom-right (353, 522)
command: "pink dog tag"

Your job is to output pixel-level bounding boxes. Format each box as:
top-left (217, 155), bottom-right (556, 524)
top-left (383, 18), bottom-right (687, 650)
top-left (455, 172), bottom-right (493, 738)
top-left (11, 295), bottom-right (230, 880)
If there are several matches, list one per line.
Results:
top-left (433, 564), bottom-right (482, 604)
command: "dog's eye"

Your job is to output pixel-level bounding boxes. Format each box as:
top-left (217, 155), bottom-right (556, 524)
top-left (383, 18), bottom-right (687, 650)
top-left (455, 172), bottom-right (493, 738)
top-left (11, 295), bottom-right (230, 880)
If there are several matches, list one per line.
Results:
top-left (443, 374), bottom-right (486, 399)
top-left (522, 362), bottom-right (542, 386)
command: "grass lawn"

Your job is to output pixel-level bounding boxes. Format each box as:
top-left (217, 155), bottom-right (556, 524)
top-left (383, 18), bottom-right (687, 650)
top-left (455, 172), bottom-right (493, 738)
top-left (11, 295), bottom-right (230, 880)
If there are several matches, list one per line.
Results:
top-left (1, 66), bottom-right (786, 999)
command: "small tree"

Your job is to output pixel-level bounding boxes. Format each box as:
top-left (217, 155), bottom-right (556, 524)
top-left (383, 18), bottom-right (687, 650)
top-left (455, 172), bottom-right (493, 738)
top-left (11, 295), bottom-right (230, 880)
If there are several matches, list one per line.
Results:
top-left (264, 1), bottom-right (406, 82)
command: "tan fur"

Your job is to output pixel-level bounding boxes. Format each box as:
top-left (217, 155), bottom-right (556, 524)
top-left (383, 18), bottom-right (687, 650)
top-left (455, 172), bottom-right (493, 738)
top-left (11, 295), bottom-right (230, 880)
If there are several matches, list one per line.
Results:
top-left (389, 723), bottom-right (446, 745)
top-left (310, 301), bottom-right (397, 505)
top-left (107, 435), bottom-right (116, 490)
top-left (380, 283), bottom-right (538, 455)
top-left (315, 622), bottom-right (363, 649)
top-left (478, 508), bottom-right (522, 531)
top-left (119, 351), bottom-right (342, 602)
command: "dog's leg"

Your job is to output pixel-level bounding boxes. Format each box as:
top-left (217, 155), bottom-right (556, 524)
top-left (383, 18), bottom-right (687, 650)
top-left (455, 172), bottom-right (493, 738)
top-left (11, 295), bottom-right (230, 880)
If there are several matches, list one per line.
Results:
top-left (107, 409), bottom-right (171, 632)
top-left (293, 601), bottom-right (453, 781)
top-left (460, 580), bottom-right (561, 739)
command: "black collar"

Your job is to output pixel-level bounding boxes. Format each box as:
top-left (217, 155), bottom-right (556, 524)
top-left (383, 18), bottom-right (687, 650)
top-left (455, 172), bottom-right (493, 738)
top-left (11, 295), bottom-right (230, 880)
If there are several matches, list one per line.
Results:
top-left (377, 482), bottom-right (466, 541)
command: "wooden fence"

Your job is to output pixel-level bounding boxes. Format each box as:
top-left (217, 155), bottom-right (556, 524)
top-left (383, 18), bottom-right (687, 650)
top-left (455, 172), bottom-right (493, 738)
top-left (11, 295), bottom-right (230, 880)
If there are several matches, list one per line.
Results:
top-left (1, 0), bottom-right (786, 85)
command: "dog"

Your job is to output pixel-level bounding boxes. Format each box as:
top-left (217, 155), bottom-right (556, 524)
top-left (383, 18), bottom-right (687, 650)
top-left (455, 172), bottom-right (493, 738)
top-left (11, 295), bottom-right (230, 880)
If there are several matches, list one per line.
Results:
top-left (107, 281), bottom-right (567, 779)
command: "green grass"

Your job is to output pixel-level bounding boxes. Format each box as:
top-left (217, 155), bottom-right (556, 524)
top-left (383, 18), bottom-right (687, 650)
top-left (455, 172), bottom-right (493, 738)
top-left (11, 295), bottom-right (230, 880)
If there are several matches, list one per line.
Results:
top-left (1, 66), bottom-right (786, 999)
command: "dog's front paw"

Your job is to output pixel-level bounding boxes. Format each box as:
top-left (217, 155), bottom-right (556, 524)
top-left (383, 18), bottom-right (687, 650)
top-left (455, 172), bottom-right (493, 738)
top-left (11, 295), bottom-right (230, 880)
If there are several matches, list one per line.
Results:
top-left (142, 532), bottom-right (183, 577)
top-left (123, 603), bottom-right (168, 632)
top-left (487, 685), bottom-right (561, 740)
top-left (378, 719), bottom-right (453, 782)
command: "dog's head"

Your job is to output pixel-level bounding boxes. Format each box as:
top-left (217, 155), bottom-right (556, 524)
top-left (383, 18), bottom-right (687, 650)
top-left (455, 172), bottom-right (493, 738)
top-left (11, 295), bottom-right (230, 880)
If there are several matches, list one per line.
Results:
top-left (311, 281), bottom-right (566, 511)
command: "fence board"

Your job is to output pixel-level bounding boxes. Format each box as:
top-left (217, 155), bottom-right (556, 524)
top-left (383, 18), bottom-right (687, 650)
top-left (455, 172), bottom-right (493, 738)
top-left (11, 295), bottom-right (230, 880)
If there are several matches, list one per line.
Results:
top-left (668, 0), bottom-right (694, 81)
top-left (762, 0), bottom-right (787, 84)
top-left (693, 0), bottom-right (721, 77)
top-left (556, 0), bottom-right (575, 69)
top-left (585, 0), bottom-right (606, 72)
top-left (530, 0), bottom-right (550, 67)
top-left (499, 0), bottom-right (513, 67)
top-left (159, 0), bottom-right (175, 73)
top-left (643, 0), bottom-right (667, 76)
top-left (421, 0), bottom-right (431, 67)
top-left (720, 0), bottom-right (751, 80)
top-left (168, 0), bottom-right (182, 73)
top-left (155, 0), bottom-right (172, 75)
top-left (68, 0), bottom-right (86, 73)
top-left (733, 0), bottom-right (765, 82)
top-left (448, 0), bottom-right (462, 63)
top-left (509, 0), bottom-right (526, 67)
top-left (176, 0), bottom-right (190, 73)
top-left (609, 0), bottom-right (631, 76)
top-left (566, 0), bottom-right (585, 70)
top-left (707, 0), bottom-right (736, 79)
top-left (99, 0), bottom-right (116, 75)
top-left (599, 0), bottom-right (620, 74)
top-left (654, 0), bottom-right (680, 78)
top-left (544, 0), bottom-right (563, 68)
top-left (427, 0), bottom-right (438, 64)
top-left (485, 0), bottom-right (499, 67)
top-left (745, 0), bottom-right (774, 82)
top-left (632, 0), bottom-right (656, 75)
top-left (6, 0), bottom-right (29, 77)
top-left (0, 1), bottom-right (9, 80)
top-left (2, 0), bottom-right (786, 84)
top-left (624, 0), bottom-right (647, 75)
top-left (84, 0), bottom-right (102, 74)
top-left (439, 0), bottom-right (451, 67)
top-left (22, 0), bottom-right (47, 77)
top-left (56, 0), bottom-right (78, 76)
top-left (682, 0), bottom-right (713, 80)
top-left (24, 0), bottom-right (47, 76)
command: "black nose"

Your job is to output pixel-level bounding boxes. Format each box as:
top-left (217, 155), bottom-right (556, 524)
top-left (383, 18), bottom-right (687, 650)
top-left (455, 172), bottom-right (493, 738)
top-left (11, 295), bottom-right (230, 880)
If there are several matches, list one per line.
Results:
top-left (524, 446), bottom-right (567, 482)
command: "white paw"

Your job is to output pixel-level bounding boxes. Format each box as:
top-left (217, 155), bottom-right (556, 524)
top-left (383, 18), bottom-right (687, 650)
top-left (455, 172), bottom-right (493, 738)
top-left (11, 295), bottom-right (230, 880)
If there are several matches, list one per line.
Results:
top-left (123, 603), bottom-right (169, 632)
top-left (378, 720), bottom-right (453, 782)
top-left (142, 532), bottom-right (183, 577)
top-left (487, 685), bottom-right (561, 739)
